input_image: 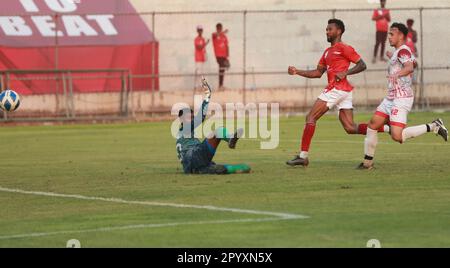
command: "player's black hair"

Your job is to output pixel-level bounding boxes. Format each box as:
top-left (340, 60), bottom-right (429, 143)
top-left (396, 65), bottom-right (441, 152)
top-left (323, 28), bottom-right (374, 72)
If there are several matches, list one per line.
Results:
top-left (216, 23), bottom-right (222, 29)
top-left (391, 22), bottom-right (409, 37)
top-left (328, 19), bottom-right (345, 34)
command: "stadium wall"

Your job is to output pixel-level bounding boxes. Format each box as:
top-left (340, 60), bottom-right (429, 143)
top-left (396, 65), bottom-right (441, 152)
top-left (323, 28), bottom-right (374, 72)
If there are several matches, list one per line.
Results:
top-left (128, 1), bottom-right (450, 92)
top-left (11, 83), bottom-right (450, 119)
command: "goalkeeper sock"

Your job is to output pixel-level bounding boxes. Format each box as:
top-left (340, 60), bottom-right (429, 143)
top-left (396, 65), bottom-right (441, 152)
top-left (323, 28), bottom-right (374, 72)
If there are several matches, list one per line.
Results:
top-left (215, 127), bottom-right (230, 142)
top-left (224, 164), bottom-right (251, 174)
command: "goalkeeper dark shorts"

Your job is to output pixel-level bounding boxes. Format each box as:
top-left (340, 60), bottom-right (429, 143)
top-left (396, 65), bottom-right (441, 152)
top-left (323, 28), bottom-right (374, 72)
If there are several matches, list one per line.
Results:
top-left (182, 140), bottom-right (217, 174)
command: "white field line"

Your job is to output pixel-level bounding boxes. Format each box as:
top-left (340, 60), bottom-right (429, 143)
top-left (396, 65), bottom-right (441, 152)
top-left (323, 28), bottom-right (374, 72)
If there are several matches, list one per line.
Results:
top-left (0, 186), bottom-right (308, 240)
top-left (0, 218), bottom-right (282, 240)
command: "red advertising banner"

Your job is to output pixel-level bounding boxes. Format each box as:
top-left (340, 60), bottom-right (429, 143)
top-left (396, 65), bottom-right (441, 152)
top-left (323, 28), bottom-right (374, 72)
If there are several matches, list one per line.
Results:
top-left (0, 0), bottom-right (158, 94)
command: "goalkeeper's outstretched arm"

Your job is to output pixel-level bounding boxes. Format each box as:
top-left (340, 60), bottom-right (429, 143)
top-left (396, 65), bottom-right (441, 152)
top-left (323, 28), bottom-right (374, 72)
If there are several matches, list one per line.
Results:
top-left (193, 77), bottom-right (212, 128)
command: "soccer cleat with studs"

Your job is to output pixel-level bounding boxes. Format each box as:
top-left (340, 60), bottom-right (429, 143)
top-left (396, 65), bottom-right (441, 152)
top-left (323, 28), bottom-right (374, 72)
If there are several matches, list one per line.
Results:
top-left (356, 162), bottom-right (374, 170)
top-left (432, 118), bottom-right (448, 142)
top-left (286, 155), bottom-right (309, 167)
top-left (228, 128), bottom-right (244, 149)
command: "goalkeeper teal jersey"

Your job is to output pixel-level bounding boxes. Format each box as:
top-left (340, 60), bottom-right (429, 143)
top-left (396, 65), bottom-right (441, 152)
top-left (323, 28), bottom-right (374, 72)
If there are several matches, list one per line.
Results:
top-left (176, 99), bottom-right (209, 161)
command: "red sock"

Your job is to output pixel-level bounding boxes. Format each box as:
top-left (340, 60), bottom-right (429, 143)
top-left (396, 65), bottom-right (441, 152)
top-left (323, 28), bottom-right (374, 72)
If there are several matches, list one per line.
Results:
top-left (377, 125), bottom-right (386, 132)
top-left (358, 123), bottom-right (368, 135)
top-left (358, 123), bottom-right (387, 134)
top-left (300, 123), bottom-right (316, 152)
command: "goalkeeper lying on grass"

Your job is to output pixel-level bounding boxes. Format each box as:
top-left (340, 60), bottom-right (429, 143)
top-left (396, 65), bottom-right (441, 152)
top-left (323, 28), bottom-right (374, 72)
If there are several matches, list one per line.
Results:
top-left (175, 78), bottom-right (250, 174)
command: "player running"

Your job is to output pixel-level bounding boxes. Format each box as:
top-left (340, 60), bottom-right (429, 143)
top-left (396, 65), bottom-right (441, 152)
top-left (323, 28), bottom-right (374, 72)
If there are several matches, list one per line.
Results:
top-left (176, 78), bottom-right (250, 174)
top-left (358, 23), bottom-right (448, 169)
top-left (287, 19), bottom-right (389, 167)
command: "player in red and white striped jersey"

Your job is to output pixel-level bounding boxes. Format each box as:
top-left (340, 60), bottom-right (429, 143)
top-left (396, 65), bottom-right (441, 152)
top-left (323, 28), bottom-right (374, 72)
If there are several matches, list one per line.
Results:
top-left (358, 23), bottom-right (448, 169)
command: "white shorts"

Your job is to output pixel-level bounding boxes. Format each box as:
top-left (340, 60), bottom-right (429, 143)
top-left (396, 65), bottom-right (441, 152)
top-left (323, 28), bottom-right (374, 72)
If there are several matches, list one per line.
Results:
top-left (375, 97), bottom-right (414, 128)
top-left (318, 88), bottom-right (353, 110)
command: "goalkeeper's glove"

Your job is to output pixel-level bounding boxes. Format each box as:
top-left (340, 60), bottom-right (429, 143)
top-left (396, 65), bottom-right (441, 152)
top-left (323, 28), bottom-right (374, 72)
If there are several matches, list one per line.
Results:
top-left (201, 77), bottom-right (212, 101)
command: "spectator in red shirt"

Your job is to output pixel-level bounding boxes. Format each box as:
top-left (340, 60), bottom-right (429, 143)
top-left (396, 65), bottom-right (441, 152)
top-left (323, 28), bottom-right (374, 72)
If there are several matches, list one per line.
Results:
top-left (372, 0), bottom-right (391, 63)
top-left (212, 23), bottom-right (229, 90)
top-left (406, 19), bottom-right (418, 84)
top-left (406, 19), bottom-right (418, 57)
top-left (194, 25), bottom-right (209, 87)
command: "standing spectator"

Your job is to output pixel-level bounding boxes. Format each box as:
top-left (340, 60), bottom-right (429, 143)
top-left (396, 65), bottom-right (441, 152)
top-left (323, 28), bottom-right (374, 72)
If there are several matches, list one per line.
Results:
top-left (212, 23), bottom-right (229, 90)
top-left (372, 0), bottom-right (391, 63)
top-left (406, 19), bottom-right (418, 57)
top-left (406, 19), bottom-right (419, 85)
top-left (194, 25), bottom-right (209, 88)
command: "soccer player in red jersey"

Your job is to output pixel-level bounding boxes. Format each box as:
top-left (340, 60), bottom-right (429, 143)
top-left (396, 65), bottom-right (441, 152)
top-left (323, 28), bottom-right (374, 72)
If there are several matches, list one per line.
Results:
top-left (286, 19), bottom-right (389, 167)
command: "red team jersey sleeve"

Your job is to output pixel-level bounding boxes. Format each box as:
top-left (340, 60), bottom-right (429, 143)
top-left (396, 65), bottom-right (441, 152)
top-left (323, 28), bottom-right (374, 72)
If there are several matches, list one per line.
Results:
top-left (342, 44), bottom-right (361, 64)
top-left (318, 49), bottom-right (327, 68)
top-left (397, 48), bottom-right (414, 65)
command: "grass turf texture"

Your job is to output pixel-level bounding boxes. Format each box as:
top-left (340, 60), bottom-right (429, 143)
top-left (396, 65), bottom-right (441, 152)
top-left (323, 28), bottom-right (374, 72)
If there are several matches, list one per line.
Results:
top-left (0, 112), bottom-right (449, 247)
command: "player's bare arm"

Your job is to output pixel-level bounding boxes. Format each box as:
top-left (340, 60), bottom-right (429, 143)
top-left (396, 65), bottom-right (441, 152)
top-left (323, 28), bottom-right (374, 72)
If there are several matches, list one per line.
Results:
top-left (288, 64), bottom-right (326, 79)
top-left (336, 59), bottom-right (367, 81)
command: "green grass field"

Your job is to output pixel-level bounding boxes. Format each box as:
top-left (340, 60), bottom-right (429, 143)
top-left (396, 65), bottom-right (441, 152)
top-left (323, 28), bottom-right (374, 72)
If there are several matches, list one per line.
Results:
top-left (0, 112), bottom-right (449, 248)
